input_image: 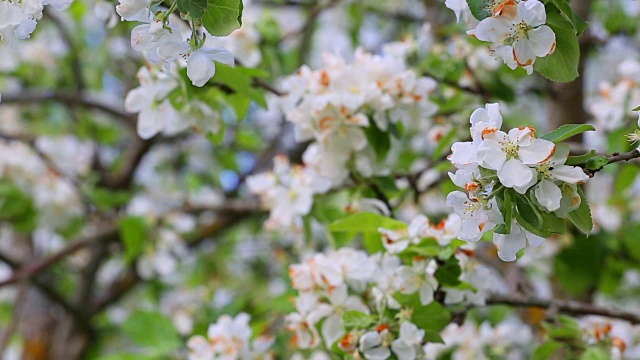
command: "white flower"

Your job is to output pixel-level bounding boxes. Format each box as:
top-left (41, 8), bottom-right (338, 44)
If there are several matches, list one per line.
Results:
top-left (395, 259), bottom-right (438, 305)
top-left (321, 285), bottom-right (369, 348)
top-left (391, 322), bottom-right (425, 360)
top-left (187, 47), bottom-right (234, 87)
top-left (477, 126), bottom-right (555, 192)
top-left (116, 0), bottom-right (150, 21)
top-left (493, 220), bottom-right (545, 261)
top-left (533, 146), bottom-right (589, 212)
top-left (446, 191), bottom-right (503, 242)
top-left (359, 329), bottom-right (391, 360)
top-left (286, 293), bottom-right (332, 349)
top-left (471, 0), bottom-right (556, 74)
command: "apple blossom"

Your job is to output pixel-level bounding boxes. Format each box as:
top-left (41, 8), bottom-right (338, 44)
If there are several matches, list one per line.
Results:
top-left (470, 0), bottom-right (556, 74)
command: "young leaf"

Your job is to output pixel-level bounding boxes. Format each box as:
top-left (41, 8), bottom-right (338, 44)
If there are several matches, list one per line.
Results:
top-left (177, 0), bottom-right (208, 18)
top-left (364, 121), bottom-right (391, 162)
top-left (329, 212), bottom-right (406, 233)
top-left (122, 311), bottom-right (181, 355)
top-left (534, 12), bottom-right (580, 82)
top-left (540, 124), bottom-right (595, 143)
top-left (434, 260), bottom-right (462, 286)
top-left (343, 311), bottom-right (376, 330)
top-left (467, 0), bottom-right (491, 21)
top-left (118, 216), bottom-right (149, 264)
top-left (567, 186), bottom-right (593, 235)
top-left (565, 150), bottom-right (596, 165)
top-left (202, 0), bottom-right (244, 37)
top-left (411, 301), bottom-right (451, 333)
top-left (584, 155), bottom-right (608, 170)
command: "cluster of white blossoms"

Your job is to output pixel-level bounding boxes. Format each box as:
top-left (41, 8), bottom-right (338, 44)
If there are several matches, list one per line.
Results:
top-left (447, 103), bottom-right (589, 261)
top-left (286, 247), bottom-right (434, 356)
top-left (0, 0), bottom-right (72, 44)
top-left (115, 0), bottom-right (234, 87)
top-left (588, 58), bottom-right (640, 131)
top-left (447, 0), bottom-right (556, 75)
top-left (284, 231), bottom-right (502, 357)
top-left (424, 317), bottom-right (534, 358)
top-left (247, 155), bottom-right (331, 231)
top-left (124, 66), bottom-right (224, 139)
top-left (187, 312), bottom-right (274, 360)
top-left (0, 138), bottom-right (86, 230)
top-left (377, 214), bottom-right (461, 254)
top-left (280, 43), bottom-right (438, 186)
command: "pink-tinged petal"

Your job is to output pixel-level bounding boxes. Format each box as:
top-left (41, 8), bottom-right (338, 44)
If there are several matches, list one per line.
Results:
top-left (459, 218), bottom-right (484, 242)
top-left (550, 165), bottom-right (589, 184)
top-left (477, 139), bottom-right (507, 170)
top-left (513, 38), bottom-right (536, 68)
top-left (508, 127), bottom-right (534, 146)
top-left (474, 17), bottom-right (513, 43)
top-left (518, 0), bottom-right (546, 27)
top-left (481, 129), bottom-right (508, 142)
top-left (470, 103), bottom-right (502, 127)
top-left (535, 179), bottom-right (562, 211)
top-left (449, 142), bottom-right (478, 166)
top-left (494, 45), bottom-right (518, 70)
top-left (0, 3), bottom-right (22, 28)
top-left (529, 26), bottom-right (556, 57)
top-left (518, 139), bottom-right (556, 164)
top-left (526, 230), bottom-right (545, 248)
top-left (137, 108), bottom-right (163, 139)
top-left (512, 167), bottom-right (538, 194)
top-left (493, 223), bottom-right (527, 261)
top-left (498, 158), bottom-right (533, 188)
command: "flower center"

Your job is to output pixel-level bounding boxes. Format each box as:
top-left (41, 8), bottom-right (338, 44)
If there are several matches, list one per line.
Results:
top-left (502, 141), bottom-right (519, 157)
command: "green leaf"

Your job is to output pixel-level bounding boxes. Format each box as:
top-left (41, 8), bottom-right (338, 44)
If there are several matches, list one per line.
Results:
top-left (411, 301), bottom-right (451, 333)
top-left (540, 124), bottom-right (595, 143)
top-left (615, 165), bottom-right (639, 194)
top-left (431, 128), bottom-right (457, 161)
top-left (633, 105), bottom-right (640, 111)
top-left (584, 155), bottom-right (608, 170)
top-left (202, 0), bottom-right (243, 36)
top-left (118, 216), bottom-right (149, 264)
top-left (555, 234), bottom-right (603, 296)
top-left (533, 341), bottom-right (564, 360)
top-left (514, 193), bottom-right (543, 230)
top-left (565, 150), bottom-right (596, 166)
top-left (434, 260), bottom-right (462, 286)
top-left (548, 0), bottom-right (589, 36)
top-left (544, 316), bottom-right (583, 340)
top-left (496, 189), bottom-right (514, 234)
top-left (342, 311), bottom-right (376, 330)
top-left (534, 12), bottom-right (580, 82)
top-left (567, 186), bottom-right (593, 235)
top-left (364, 121), bottom-right (391, 162)
top-left (329, 212), bottom-right (405, 233)
top-left (467, 0), bottom-right (491, 21)
top-left (580, 347), bottom-right (610, 360)
top-left (177, 0), bottom-right (207, 18)
top-left (122, 311), bottom-right (181, 355)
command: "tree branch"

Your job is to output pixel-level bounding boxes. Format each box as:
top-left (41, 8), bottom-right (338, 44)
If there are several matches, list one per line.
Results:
top-left (486, 293), bottom-right (640, 324)
top-left (0, 92), bottom-right (135, 129)
top-left (0, 224), bottom-right (119, 288)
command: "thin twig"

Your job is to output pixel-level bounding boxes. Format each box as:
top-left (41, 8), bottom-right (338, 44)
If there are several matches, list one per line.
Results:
top-left (0, 225), bottom-right (119, 288)
top-left (486, 293), bottom-right (640, 324)
top-left (0, 92), bottom-right (135, 129)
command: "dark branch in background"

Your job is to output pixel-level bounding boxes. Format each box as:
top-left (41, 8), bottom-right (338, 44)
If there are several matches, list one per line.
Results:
top-left (0, 252), bottom-right (87, 328)
top-left (0, 92), bottom-right (136, 129)
top-left (0, 225), bottom-right (118, 288)
top-left (486, 293), bottom-right (640, 325)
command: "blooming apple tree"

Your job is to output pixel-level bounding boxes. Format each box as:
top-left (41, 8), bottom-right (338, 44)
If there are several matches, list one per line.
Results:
top-left (2, 0), bottom-right (640, 359)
